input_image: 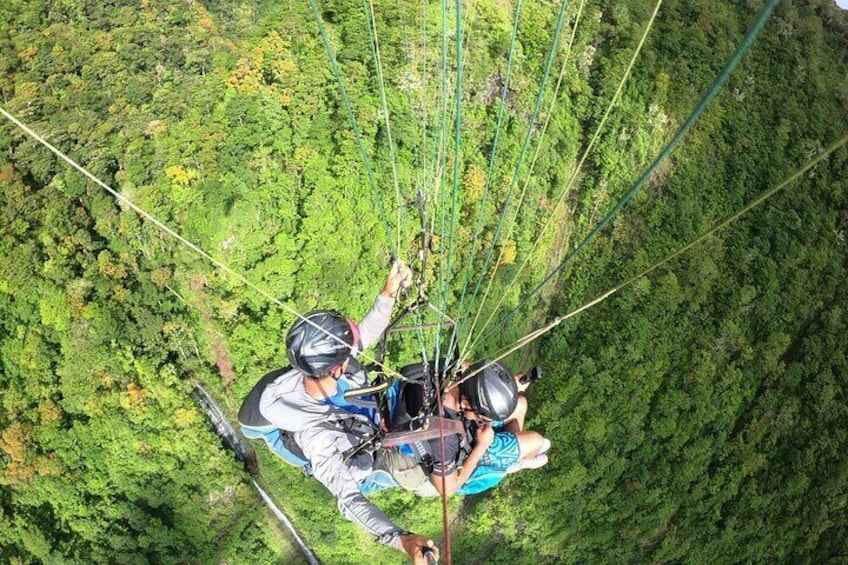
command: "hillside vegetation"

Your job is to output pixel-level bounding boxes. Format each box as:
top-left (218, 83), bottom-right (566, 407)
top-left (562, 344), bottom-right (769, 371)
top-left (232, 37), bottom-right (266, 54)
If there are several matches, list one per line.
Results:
top-left (1, 0), bottom-right (846, 563)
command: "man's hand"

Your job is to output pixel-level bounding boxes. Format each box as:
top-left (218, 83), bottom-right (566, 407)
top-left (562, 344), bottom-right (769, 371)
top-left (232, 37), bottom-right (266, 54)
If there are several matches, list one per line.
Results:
top-left (381, 260), bottom-right (413, 297)
top-left (475, 422), bottom-right (494, 449)
top-left (399, 533), bottom-right (439, 565)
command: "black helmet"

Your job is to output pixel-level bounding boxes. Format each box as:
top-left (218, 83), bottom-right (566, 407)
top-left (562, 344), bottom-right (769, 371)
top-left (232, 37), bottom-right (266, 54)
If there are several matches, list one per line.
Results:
top-left (459, 360), bottom-right (518, 421)
top-left (285, 310), bottom-right (361, 376)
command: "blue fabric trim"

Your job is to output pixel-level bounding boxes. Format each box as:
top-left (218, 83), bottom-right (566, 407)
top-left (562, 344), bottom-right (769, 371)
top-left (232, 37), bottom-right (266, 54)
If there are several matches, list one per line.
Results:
top-left (240, 424), bottom-right (312, 473)
top-left (454, 432), bottom-right (519, 495)
top-left (457, 465), bottom-right (507, 495)
top-left (323, 378), bottom-right (380, 426)
top-left (358, 470), bottom-right (399, 494)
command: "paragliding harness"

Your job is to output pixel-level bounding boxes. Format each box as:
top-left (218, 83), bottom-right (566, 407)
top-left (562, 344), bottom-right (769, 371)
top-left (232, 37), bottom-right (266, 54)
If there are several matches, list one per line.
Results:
top-left (337, 229), bottom-right (465, 471)
top-left (378, 360), bottom-right (471, 475)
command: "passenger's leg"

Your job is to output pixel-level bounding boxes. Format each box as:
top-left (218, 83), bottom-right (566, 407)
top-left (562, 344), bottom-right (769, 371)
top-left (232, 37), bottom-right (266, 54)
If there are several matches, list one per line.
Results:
top-left (504, 395), bottom-right (528, 433)
top-left (505, 430), bottom-right (549, 473)
top-left (515, 429), bottom-right (544, 459)
top-left (478, 431), bottom-right (548, 476)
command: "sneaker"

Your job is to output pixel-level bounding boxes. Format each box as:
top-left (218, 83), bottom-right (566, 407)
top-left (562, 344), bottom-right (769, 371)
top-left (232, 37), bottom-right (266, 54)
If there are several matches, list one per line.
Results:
top-left (506, 454), bottom-right (549, 474)
top-left (539, 438), bottom-right (551, 455)
top-left (524, 454), bottom-right (548, 469)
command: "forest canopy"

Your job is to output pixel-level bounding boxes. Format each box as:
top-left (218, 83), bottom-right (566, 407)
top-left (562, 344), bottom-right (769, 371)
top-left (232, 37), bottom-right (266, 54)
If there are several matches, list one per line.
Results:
top-left (1, 0), bottom-right (847, 563)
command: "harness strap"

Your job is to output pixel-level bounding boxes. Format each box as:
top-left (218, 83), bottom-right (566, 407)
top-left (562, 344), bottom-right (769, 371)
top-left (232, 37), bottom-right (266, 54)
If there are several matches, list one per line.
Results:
top-left (343, 380), bottom-right (392, 399)
top-left (381, 417), bottom-right (466, 447)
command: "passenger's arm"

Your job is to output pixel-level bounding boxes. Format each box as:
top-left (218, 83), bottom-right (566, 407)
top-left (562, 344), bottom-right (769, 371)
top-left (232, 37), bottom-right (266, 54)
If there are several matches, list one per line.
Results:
top-left (430, 423), bottom-right (494, 497)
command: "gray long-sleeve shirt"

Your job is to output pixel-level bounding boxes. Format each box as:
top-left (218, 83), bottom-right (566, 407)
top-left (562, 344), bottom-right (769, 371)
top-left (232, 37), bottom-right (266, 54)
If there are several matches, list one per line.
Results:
top-left (259, 294), bottom-right (404, 548)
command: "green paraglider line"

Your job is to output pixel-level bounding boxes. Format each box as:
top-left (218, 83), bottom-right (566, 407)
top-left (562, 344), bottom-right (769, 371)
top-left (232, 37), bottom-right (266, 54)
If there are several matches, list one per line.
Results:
top-left (463, 0), bottom-right (663, 359)
top-left (437, 0), bottom-right (467, 364)
top-left (472, 0), bottom-right (781, 350)
top-left (449, 0), bottom-right (523, 357)
top-left (455, 0), bottom-right (570, 357)
top-left (363, 0), bottom-right (405, 256)
top-left (306, 0), bottom-right (397, 259)
top-left (454, 132), bottom-right (848, 389)
top-left (434, 0), bottom-right (451, 372)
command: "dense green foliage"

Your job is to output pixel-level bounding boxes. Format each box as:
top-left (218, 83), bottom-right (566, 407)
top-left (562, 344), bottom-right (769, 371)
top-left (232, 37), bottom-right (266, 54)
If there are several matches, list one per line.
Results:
top-left (1, 0), bottom-right (846, 563)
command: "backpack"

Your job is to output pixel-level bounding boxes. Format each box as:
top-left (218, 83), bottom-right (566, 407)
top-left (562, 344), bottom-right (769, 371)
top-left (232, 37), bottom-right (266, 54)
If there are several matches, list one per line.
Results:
top-left (238, 367), bottom-right (381, 476)
top-left (238, 368), bottom-right (313, 473)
